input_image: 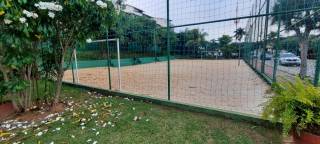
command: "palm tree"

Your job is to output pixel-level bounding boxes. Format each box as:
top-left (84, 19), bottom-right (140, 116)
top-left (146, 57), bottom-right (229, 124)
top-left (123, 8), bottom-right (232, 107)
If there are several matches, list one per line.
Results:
top-left (234, 28), bottom-right (246, 65)
top-left (234, 28), bottom-right (246, 41)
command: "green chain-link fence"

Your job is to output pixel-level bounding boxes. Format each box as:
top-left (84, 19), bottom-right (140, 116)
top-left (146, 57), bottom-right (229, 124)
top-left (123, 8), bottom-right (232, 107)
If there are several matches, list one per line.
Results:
top-left (63, 0), bottom-right (320, 116)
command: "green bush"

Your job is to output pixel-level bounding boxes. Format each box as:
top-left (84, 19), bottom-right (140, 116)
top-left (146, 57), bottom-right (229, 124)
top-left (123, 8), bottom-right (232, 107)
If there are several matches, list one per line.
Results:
top-left (262, 77), bottom-right (320, 135)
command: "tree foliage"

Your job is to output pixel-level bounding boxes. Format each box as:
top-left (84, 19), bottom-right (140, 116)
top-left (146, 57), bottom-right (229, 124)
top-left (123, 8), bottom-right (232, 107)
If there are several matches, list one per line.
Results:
top-left (234, 28), bottom-right (246, 41)
top-left (272, 0), bottom-right (320, 77)
top-left (263, 77), bottom-right (320, 135)
top-left (0, 0), bottom-right (116, 110)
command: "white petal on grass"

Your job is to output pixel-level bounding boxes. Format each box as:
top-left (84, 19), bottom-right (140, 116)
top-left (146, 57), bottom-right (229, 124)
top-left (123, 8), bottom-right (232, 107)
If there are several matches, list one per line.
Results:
top-left (22, 10), bottom-right (38, 19)
top-left (19, 17), bottom-right (26, 24)
top-left (96, 0), bottom-right (108, 8)
top-left (48, 12), bottom-right (55, 18)
top-left (35, 2), bottom-right (63, 11)
top-left (92, 113), bottom-right (98, 117)
top-left (22, 10), bottom-right (33, 17)
top-left (36, 131), bottom-right (43, 136)
top-left (4, 19), bottom-right (12, 24)
top-left (32, 13), bottom-right (38, 19)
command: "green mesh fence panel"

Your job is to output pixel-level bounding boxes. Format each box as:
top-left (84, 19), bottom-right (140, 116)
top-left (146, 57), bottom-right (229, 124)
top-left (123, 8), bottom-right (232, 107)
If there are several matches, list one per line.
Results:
top-left (63, 0), bottom-right (320, 117)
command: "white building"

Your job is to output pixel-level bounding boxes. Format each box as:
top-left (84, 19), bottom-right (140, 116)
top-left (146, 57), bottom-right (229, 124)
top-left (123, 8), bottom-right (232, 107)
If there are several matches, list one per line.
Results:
top-left (122, 4), bottom-right (168, 27)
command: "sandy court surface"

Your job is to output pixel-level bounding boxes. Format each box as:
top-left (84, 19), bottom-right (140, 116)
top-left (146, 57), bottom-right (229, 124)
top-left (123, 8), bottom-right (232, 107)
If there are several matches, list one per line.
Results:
top-left (64, 59), bottom-right (271, 115)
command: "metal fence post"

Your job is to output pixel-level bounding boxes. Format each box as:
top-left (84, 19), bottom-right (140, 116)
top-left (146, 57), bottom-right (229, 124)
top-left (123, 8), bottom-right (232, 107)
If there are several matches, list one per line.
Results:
top-left (261, 0), bottom-right (270, 73)
top-left (313, 40), bottom-right (320, 86)
top-left (106, 30), bottom-right (112, 90)
top-left (272, 13), bottom-right (281, 83)
top-left (253, 1), bottom-right (258, 69)
top-left (71, 54), bottom-right (75, 83)
top-left (167, 0), bottom-right (171, 101)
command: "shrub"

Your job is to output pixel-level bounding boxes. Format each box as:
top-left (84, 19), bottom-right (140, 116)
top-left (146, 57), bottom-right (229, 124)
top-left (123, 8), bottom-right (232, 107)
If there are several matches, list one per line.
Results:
top-left (262, 77), bottom-right (320, 135)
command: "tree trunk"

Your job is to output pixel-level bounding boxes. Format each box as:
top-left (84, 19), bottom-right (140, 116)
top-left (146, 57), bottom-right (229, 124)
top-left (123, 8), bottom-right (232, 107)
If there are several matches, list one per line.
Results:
top-left (299, 38), bottom-right (309, 78)
top-left (54, 51), bottom-right (65, 104)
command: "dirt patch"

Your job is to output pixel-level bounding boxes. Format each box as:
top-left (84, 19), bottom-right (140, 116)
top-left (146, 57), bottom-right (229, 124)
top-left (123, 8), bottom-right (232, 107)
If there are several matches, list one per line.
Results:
top-left (0, 102), bottom-right (16, 121)
top-left (64, 59), bottom-right (271, 115)
top-left (50, 103), bottom-right (65, 113)
top-left (14, 103), bottom-right (65, 122)
top-left (15, 111), bottom-right (49, 122)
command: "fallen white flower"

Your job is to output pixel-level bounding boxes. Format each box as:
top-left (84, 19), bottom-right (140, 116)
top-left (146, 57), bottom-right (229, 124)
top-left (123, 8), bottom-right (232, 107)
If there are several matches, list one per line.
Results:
top-left (36, 131), bottom-right (43, 136)
top-left (96, 0), bottom-right (108, 8)
top-left (48, 12), bottom-right (55, 18)
top-left (4, 19), bottom-right (12, 24)
top-left (22, 10), bottom-right (38, 19)
top-left (19, 17), bottom-right (27, 23)
top-left (92, 113), bottom-right (98, 117)
top-left (35, 2), bottom-right (63, 11)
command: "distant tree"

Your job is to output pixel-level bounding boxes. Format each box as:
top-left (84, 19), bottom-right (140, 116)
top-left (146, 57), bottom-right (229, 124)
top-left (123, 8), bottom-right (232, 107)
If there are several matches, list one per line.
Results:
top-left (272, 0), bottom-right (320, 78)
top-left (209, 39), bottom-right (219, 50)
top-left (234, 28), bottom-right (246, 41)
top-left (234, 28), bottom-right (246, 60)
top-left (218, 35), bottom-right (236, 58)
top-left (219, 35), bottom-right (233, 46)
top-left (175, 29), bottom-right (208, 57)
top-left (267, 31), bottom-right (279, 52)
top-left (268, 32), bottom-right (278, 42)
top-left (110, 12), bottom-right (172, 58)
top-left (280, 36), bottom-right (299, 54)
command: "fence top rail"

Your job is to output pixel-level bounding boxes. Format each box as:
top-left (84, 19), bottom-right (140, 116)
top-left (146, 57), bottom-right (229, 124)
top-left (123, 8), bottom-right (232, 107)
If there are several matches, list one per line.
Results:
top-left (88, 38), bottom-right (119, 43)
top-left (170, 6), bottom-right (320, 28)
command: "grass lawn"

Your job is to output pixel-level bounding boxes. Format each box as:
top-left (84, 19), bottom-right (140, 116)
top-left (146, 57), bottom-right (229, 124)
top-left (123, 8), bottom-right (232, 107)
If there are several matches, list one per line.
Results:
top-left (1, 85), bottom-right (282, 144)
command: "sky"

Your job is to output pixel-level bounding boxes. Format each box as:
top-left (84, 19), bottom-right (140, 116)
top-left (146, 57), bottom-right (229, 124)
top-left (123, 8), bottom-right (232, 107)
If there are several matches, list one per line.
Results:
top-left (125, 0), bottom-right (319, 41)
top-left (126, 0), bottom-right (260, 41)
